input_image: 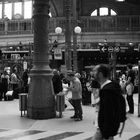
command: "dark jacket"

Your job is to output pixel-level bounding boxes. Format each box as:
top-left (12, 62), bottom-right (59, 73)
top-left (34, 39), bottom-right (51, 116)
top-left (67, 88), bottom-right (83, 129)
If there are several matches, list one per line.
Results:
top-left (52, 74), bottom-right (63, 95)
top-left (22, 71), bottom-right (28, 86)
top-left (98, 82), bottom-right (121, 139)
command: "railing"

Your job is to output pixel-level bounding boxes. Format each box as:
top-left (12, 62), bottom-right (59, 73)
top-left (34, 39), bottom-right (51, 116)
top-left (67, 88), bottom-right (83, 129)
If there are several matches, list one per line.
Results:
top-left (80, 16), bottom-right (140, 32)
top-left (0, 15), bottom-right (140, 35)
top-left (0, 19), bottom-right (33, 35)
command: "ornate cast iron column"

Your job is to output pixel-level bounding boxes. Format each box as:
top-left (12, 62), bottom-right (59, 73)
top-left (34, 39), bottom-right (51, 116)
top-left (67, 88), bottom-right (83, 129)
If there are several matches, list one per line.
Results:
top-left (64, 0), bottom-right (72, 70)
top-left (27, 0), bottom-right (56, 119)
top-left (73, 0), bottom-right (78, 72)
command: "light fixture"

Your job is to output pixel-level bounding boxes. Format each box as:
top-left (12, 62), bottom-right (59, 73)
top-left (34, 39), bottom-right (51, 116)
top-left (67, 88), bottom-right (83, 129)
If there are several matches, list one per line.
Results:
top-left (116, 0), bottom-right (125, 2)
top-left (55, 27), bottom-right (62, 34)
top-left (74, 26), bottom-right (81, 34)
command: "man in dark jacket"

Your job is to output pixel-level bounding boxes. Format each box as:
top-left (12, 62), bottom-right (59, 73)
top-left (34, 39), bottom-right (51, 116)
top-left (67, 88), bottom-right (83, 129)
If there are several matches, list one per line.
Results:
top-left (52, 69), bottom-right (63, 95)
top-left (92, 64), bottom-right (121, 140)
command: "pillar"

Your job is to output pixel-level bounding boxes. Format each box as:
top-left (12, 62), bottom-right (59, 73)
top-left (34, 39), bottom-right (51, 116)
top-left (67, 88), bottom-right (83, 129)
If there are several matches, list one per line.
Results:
top-left (112, 51), bottom-right (116, 80)
top-left (27, 0), bottom-right (56, 119)
top-left (2, 1), bottom-right (4, 19)
top-left (12, 2), bottom-right (14, 19)
top-left (22, 0), bottom-right (25, 19)
top-left (110, 51), bottom-right (116, 81)
top-left (73, 0), bottom-right (78, 72)
top-left (73, 32), bottom-right (78, 72)
top-left (64, 0), bottom-right (72, 70)
top-left (138, 61), bottom-right (140, 117)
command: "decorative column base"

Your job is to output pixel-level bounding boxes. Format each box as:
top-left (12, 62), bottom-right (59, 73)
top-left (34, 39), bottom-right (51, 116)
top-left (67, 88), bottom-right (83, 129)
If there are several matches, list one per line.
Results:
top-left (27, 69), bottom-right (56, 119)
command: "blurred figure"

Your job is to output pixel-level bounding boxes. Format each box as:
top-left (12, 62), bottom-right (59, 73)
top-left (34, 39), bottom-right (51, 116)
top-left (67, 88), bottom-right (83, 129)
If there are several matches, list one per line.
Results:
top-left (22, 69), bottom-right (28, 87)
top-left (90, 77), bottom-right (100, 107)
top-left (75, 72), bottom-right (81, 79)
top-left (52, 69), bottom-right (63, 95)
top-left (90, 77), bottom-right (100, 128)
top-left (119, 73), bottom-right (126, 95)
top-left (62, 78), bottom-right (70, 108)
top-left (67, 71), bottom-right (83, 121)
top-left (80, 71), bottom-right (89, 105)
top-left (126, 64), bottom-right (135, 114)
top-left (22, 69), bottom-right (29, 92)
top-left (1, 71), bottom-right (10, 101)
top-left (0, 73), bottom-right (2, 100)
top-left (92, 64), bottom-right (122, 140)
top-left (10, 69), bottom-right (20, 99)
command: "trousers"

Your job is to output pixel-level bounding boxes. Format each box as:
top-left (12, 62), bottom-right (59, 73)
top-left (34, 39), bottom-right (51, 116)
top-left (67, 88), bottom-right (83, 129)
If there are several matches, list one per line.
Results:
top-left (72, 99), bottom-right (83, 118)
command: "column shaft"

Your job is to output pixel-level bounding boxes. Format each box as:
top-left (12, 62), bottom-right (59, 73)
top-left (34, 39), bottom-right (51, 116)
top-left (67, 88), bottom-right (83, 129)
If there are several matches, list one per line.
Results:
top-left (64, 0), bottom-right (72, 70)
top-left (73, 0), bottom-right (78, 72)
top-left (73, 32), bottom-right (78, 71)
top-left (12, 2), bottom-right (14, 19)
top-left (138, 61), bottom-right (140, 117)
top-left (2, 2), bottom-right (4, 19)
top-left (27, 0), bottom-right (56, 119)
top-left (22, 1), bottom-right (24, 19)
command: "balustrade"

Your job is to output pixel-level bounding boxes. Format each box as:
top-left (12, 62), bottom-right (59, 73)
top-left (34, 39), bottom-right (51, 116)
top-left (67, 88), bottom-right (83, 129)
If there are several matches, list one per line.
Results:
top-left (0, 15), bottom-right (140, 35)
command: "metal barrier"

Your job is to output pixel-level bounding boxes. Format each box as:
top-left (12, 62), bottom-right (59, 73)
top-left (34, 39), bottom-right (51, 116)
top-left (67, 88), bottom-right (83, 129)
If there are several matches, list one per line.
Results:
top-left (0, 15), bottom-right (140, 35)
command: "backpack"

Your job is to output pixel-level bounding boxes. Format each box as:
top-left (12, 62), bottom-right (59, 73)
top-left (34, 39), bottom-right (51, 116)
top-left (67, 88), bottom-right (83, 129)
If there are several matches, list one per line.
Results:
top-left (118, 91), bottom-right (127, 137)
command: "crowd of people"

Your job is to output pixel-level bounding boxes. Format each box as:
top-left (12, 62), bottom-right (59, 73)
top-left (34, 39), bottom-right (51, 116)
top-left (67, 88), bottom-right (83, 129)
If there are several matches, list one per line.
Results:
top-left (52, 63), bottom-right (136, 139)
top-left (0, 63), bottom-right (137, 139)
top-left (0, 68), bottom-right (30, 101)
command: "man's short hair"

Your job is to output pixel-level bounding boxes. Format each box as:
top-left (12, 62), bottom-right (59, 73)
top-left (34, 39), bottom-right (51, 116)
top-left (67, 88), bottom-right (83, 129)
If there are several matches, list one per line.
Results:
top-left (67, 70), bottom-right (75, 77)
top-left (97, 64), bottom-right (110, 78)
top-left (75, 73), bottom-right (81, 78)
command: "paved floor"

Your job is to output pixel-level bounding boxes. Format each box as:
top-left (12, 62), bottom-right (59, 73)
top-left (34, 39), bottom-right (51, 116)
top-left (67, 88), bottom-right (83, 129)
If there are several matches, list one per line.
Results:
top-left (0, 94), bottom-right (139, 140)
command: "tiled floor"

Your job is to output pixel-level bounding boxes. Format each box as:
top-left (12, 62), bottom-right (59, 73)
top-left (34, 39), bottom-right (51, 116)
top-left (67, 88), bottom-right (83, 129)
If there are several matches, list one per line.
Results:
top-left (0, 94), bottom-right (139, 140)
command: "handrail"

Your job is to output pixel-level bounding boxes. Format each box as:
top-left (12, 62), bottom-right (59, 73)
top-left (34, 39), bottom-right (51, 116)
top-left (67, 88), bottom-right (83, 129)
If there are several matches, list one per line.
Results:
top-left (0, 15), bottom-right (140, 35)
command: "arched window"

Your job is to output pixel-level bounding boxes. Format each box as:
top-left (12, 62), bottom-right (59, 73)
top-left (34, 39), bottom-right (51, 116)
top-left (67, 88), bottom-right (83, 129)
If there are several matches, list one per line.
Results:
top-left (91, 7), bottom-right (117, 16)
top-left (100, 7), bottom-right (108, 16)
top-left (111, 9), bottom-right (117, 16)
top-left (4, 3), bottom-right (12, 19)
top-left (91, 9), bottom-right (97, 16)
top-left (24, 1), bottom-right (32, 19)
top-left (14, 2), bottom-right (22, 16)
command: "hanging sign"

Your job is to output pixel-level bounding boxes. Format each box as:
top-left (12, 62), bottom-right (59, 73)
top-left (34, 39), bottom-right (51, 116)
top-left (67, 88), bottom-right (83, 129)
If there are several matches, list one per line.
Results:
top-left (54, 49), bottom-right (62, 60)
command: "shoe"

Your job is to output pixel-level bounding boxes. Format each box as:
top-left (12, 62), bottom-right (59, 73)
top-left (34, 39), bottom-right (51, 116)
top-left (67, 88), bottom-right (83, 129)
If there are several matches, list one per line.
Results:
top-left (70, 115), bottom-right (77, 119)
top-left (74, 117), bottom-right (83, 121)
